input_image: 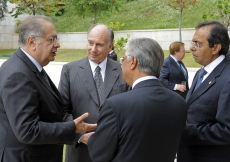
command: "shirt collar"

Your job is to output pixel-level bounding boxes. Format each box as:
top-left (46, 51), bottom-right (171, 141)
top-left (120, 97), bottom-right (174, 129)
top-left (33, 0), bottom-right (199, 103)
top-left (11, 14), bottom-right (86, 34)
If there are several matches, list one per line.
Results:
top-left (20, 48), bottom-right (43, 72)
top-left (89, 57), bottom-right (107, 75)
top-left (203, 55), bottom-right (225, 74)
top-left (132, 76), bottom-right (157, 89)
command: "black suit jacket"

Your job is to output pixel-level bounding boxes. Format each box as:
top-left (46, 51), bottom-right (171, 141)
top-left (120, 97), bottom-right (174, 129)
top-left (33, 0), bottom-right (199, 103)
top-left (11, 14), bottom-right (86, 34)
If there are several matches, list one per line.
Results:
top-left (178, 58), bottom-right (230, 162)
top-left (107, 51), bottom-right (117, 61)
top-left (159, 56), bottom-right (189, 99)
top-left (0, 48), bottom-right (76, 162)
top-left (88, 79), bottom-right (187, 162)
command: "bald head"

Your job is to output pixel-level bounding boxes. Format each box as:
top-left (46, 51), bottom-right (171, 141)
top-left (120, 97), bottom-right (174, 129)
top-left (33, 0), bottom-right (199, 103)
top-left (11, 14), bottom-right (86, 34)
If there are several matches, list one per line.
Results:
top-left (87, 24), bottom-right (114, 46)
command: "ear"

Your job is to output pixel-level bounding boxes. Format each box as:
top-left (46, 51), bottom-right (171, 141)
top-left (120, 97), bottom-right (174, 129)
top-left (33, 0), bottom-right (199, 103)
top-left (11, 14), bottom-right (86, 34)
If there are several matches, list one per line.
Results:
top-left (130, 56), bottom-right (137, 70)
top-left (27, 36), bottom-right (37, 51)
top-left (212, 44), bottom-right (221, 55)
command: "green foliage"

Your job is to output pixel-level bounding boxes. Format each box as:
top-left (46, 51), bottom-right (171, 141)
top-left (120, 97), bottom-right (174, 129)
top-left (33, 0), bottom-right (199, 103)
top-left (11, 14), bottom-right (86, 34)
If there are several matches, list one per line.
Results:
top-left (9, 0), bottom-right (65, 18)
top-left (64, 0), bottom-right (120, 24)
top-left (109, 21), bottom-right (124, 31)
top-left (54, 0), bottom-right (213, 32)
top-left (202, 0), bottom-right (230, 27)
top-left (0, 0), bottom-right (8, 21)
top-left (114, 34), bottom-right (130, 54)
top-left (14, 19), bottom-right (22, 33)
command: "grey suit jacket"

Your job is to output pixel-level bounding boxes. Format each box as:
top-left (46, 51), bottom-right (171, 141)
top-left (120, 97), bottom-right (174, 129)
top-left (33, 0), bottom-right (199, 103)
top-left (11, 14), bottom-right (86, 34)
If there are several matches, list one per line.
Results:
top-left (0, 48), bottom-right (76, 162)
top-left (58, 57), bottom-right (128, 162)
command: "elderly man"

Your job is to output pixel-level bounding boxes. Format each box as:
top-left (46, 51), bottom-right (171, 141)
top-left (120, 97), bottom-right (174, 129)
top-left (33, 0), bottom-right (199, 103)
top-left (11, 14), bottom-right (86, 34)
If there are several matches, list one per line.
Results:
top-left (81, 38), bottom-right (187, 162)
top-left (177, 21), bottom-right (230, 162)
top-left (58, 24), bottom-right (128, 162)
top-left (0, 15), bottom-right (96, 162)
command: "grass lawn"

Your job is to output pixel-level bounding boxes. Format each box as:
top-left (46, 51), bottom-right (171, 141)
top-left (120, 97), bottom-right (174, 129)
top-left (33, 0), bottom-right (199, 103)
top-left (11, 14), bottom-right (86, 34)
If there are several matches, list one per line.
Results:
top-left (0, 49), bottom-right (201, 68)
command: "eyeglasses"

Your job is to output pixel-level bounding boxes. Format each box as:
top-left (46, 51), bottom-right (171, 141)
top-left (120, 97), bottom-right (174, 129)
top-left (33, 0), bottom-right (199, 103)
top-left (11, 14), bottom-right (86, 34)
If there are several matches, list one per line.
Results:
top-left (48, 37), bottom-right (60, 44)
top-left (191, 41), bottom-right (209, 49)
top-left (120, 55), bottom-right (132, 64)
top-left (31, 35), bottom-right (60, 44)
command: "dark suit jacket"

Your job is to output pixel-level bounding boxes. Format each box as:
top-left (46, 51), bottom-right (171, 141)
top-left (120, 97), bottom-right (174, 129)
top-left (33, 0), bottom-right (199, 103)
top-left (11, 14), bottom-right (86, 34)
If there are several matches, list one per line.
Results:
top-left (58, 57), bottom-right (128, 162)
top-left (159, 56), bottom-right (189, 99)
top-left (178, 58), bottom-right (230, 162)
top-left (0, 48), bottom-right (76, 162)
top-left (107, 51), bottom-right (117, 61)
top-left (88, 79), bottom-right (187, 162)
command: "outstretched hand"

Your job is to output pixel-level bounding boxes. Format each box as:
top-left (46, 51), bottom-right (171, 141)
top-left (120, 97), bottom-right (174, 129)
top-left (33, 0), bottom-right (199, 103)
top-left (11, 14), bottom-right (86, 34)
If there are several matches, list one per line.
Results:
top-left (73, 113), bottom-right (97, 133)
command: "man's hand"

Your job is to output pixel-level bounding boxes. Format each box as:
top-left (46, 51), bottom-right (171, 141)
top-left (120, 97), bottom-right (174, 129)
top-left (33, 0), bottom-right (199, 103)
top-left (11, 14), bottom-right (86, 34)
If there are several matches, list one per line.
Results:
top-left (176, 84), bottom-right (186, 92)
top-left (73, 113), bottom-right (97, 133)
top-left (80, 132), bottom-right (95, 145)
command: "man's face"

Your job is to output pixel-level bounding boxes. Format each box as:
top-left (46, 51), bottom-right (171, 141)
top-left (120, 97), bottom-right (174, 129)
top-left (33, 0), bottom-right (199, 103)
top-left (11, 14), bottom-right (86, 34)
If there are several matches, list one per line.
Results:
top-left (190, 27), bottom-right (216, 66)
top-left (176, 45), bottom-right (185, 61)
top-left (121, 52), bottom-right (132, 86)
top-left (35, 22), bottom-right (60, 67)
top-left (86, 25), bottom-right (112, 64)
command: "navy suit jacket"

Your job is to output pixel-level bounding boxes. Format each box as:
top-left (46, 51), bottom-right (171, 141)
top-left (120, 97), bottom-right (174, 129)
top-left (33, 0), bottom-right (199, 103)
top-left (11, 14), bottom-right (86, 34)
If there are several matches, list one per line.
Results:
top-left (88, 79), bottom-right (187, 162)
top-left (178, 58), bottom-right (230, 162)
top-left (159, 56), bottom-right (189, 99)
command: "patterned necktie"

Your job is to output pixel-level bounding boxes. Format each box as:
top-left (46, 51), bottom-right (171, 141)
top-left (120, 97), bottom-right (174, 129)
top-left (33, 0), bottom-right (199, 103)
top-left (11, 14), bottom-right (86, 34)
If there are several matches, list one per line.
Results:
top-left (178, 61), bottom-right (187, 79)
top-left (194, 68), bottom-right (207, 91)
top-left (41, 69), bottom-right (51, 87)
top-left (94, 66), bottom-right (103, 105)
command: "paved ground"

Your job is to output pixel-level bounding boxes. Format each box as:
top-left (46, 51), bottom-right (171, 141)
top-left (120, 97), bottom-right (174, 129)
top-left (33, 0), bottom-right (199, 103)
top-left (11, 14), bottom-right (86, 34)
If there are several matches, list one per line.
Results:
top-left (0, 59), bottom-right (199, 88)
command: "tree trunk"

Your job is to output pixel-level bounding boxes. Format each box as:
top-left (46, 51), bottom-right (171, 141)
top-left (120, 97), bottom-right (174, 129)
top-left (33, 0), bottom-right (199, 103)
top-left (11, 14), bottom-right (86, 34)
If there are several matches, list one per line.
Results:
top-left (179, 7), bottom-right (183, 41)
top-left (93, 4), bottom-right (97, 24)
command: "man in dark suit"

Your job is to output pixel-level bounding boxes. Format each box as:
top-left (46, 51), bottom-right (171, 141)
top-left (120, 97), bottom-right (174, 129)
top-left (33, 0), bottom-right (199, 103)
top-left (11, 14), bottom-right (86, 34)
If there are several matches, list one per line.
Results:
top-left (159, 41), bottom-right (189, 99)
top-left (108, 47), bottom-right (117, 61)
top-left (0, 16), bottom-right (96, 162)
top-left (80, 38), bottom-right (187, 162)
top-left (58, 24), bottom-right (127, 162)
top-left (177, 21), bottom-right (230, 162)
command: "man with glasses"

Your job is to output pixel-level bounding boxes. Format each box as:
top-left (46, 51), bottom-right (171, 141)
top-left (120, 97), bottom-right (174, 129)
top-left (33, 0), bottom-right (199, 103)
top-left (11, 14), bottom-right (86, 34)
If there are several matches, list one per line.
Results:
top-left (58, 24), bottom-right (127, 162)
top-left (0, 15), bottom-right (96, 162)
top-left (177, 21), bottom-right (230, 162)
top-left (80, 38), bottom-right (187, 162)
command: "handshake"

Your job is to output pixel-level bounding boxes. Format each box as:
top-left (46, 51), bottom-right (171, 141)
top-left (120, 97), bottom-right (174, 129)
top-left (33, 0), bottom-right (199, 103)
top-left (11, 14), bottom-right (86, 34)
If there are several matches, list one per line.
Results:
top-left (73, 112), bottom-right (97, 133)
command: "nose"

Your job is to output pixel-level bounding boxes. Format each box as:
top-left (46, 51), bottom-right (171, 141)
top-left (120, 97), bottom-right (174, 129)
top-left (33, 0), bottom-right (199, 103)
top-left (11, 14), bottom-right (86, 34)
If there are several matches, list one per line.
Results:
top-left (91, 44), bottom-right (97, 52)
top-left (190, 45), bottom-right (195, 51)
top-left (54, 41), bottom-right (60, 48)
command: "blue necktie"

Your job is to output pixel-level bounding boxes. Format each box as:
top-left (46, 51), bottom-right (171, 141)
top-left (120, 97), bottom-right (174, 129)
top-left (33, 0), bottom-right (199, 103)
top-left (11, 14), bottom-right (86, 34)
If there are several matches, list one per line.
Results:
top-left (194, 68), bottom-right (207, 91)
top-left (178, 61), bottom-right (187, 79)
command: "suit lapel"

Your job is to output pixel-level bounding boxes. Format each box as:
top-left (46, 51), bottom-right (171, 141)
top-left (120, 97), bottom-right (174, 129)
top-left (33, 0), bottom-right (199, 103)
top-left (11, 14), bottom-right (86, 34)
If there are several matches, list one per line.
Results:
top-left (16, 48), bottom-right (62, 102)
top-left (78, 58), bottom-right (100, 106)
top-left (186, 59), bottom-right (228, 106)
top-left (102, 59), bottom-right (120, 105)
top-left (169, 56), bottom-right (187, 80)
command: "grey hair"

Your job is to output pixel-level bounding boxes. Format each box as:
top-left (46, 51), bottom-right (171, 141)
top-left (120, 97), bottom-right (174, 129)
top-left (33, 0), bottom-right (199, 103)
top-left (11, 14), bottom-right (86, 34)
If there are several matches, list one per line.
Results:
top-left (87, 24), bottom-right (114, 46)
top-left (18, 15), bottom-right (54, 45)
top-left (126, 38), bottom-right (164, 77)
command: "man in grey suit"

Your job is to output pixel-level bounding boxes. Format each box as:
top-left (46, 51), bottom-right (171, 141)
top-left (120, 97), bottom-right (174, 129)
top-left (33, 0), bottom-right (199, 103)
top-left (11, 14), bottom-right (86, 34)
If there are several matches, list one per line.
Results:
top-left (81, 38), bottom-right (187, 162)
top-left (0, 15), bottom-right (96, 162)
top-left (58, 24), bottom-right (128, 162)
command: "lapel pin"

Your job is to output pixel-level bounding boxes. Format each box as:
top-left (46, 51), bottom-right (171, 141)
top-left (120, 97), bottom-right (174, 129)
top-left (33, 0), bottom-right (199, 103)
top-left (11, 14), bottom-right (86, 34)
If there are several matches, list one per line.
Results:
top-left (114, 74), bottom-right (116, 78)
top-left (209, 81), bottom-right (212, 84)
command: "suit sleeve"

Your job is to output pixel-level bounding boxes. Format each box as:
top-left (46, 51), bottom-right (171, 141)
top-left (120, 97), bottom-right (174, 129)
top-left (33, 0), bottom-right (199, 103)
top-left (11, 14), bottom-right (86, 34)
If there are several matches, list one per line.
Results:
top-left (88, 99), bottom-right (118, 162)
top-left (182, 79), bottom-right (230, 145)
top-left (159, 61), bottom-right (176, 90)
top-left (2, 71), bottom-right (75, 144)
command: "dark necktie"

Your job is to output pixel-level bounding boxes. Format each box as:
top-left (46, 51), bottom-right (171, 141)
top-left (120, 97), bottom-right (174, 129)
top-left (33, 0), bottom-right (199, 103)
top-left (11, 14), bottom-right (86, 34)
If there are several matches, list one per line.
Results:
top-left (178, 61), bottom-right (187, 79)
top-left (94, 66), bottom-right (103, 105)
top-left (194, 68), bottom-right (207, 91)
top-left (41, 69), bottom-right (51, 87)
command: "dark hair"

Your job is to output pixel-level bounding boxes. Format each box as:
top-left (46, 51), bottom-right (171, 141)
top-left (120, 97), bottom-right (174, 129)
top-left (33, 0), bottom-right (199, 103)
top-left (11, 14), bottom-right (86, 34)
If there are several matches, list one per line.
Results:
top-left (196, 21), bottom-right (230, 55)
top-left (169, 41), bottom-right (184, 55)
